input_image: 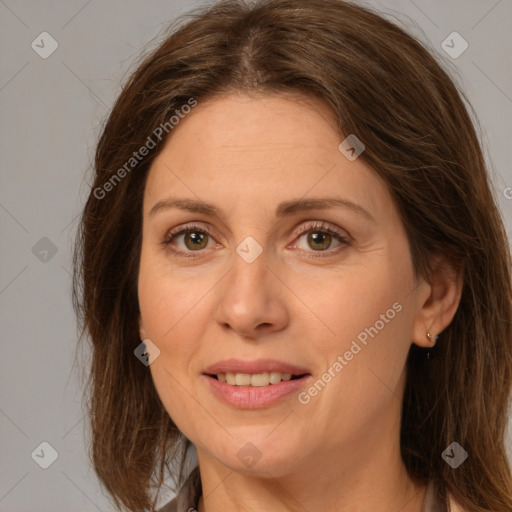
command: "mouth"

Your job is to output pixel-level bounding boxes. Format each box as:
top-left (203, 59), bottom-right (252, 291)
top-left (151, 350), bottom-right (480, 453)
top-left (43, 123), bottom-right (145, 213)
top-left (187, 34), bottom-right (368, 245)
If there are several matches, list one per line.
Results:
top-left (202, 359), bottom-right (312, 408)
top-left (206, 371), bottom-right (309, 387)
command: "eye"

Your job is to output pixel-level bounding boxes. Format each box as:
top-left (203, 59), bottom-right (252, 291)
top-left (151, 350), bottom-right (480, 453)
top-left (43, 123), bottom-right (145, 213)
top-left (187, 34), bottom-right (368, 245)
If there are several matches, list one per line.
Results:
top-left (291, 221), bottom-right (350, 257)
top-left (161, 220), bottom-right (351, 259)
top-left (161, 223), bottom-right (218, 257)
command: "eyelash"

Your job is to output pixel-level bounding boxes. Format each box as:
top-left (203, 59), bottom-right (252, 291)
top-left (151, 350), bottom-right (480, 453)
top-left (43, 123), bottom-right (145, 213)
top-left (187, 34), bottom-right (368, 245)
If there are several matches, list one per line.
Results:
top-left (161, 221), bottom-right (351, 259)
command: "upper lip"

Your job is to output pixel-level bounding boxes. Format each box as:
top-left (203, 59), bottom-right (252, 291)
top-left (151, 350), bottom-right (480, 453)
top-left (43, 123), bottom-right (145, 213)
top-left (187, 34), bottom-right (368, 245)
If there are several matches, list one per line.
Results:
top-left (203, 358), bottom-right (310, 375)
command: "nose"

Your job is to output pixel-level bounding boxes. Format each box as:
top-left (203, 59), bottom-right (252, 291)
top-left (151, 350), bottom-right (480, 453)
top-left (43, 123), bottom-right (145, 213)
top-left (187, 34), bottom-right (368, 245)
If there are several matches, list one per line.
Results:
top-left (213, 248), bottom-right (289, 340)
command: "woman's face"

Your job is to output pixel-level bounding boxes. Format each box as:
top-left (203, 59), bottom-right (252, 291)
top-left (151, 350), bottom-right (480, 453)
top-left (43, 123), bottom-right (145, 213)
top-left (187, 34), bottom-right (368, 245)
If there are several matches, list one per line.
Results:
top-left (138, 92), bottom-right (431, 476)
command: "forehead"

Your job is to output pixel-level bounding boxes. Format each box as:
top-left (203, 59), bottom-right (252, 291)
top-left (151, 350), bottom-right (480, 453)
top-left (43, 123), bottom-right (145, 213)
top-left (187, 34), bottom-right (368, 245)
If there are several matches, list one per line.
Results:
top-left (158, 92), bottom-right (338, 159)
top-left (143, 92), bottom-right (388, 221)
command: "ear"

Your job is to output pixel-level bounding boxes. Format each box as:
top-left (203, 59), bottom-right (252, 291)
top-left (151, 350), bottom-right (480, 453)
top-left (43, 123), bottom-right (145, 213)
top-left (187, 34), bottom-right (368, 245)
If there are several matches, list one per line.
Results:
top-left (138, 315), bottom-right (147, 341)
top-left (411, 255), bottom-right (464, 348)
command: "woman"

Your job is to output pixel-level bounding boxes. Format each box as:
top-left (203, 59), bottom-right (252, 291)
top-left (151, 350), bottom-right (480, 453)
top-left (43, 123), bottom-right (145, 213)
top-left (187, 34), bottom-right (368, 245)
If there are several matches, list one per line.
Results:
top-left (72, 0), bottom-right (512, 511)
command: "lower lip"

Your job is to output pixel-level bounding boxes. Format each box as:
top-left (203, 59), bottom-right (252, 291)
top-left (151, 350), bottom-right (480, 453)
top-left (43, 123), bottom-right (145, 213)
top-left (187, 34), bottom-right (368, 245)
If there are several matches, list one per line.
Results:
top-left (203, 374), bottom-right (311, 409)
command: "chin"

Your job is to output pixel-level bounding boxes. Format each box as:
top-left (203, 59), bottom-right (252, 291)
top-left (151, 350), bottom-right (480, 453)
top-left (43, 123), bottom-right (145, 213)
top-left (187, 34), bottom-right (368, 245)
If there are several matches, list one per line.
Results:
top-left (212, 433), bottom-right (308, 477)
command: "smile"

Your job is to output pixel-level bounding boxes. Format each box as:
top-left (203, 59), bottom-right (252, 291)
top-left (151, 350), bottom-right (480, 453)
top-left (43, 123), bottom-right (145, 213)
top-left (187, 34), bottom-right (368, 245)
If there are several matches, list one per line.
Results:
top-left (213, 371), bottom-right (302, 386)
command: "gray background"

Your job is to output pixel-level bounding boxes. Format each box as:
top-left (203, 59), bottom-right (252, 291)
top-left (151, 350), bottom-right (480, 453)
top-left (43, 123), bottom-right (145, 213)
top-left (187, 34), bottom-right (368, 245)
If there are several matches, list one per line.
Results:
top-left (1, 1), bottom-right (511, 511)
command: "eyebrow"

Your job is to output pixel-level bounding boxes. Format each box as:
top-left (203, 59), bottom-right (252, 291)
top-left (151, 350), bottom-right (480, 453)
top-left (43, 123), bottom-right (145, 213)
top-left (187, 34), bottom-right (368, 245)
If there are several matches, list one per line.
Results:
top-left (149, 196), bottom-right (376, 223)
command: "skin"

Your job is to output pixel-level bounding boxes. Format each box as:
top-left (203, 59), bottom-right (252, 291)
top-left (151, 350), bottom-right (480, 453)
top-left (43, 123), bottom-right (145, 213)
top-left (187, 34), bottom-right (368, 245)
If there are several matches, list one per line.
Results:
top-left (138, 92), bottom-right (463, 512)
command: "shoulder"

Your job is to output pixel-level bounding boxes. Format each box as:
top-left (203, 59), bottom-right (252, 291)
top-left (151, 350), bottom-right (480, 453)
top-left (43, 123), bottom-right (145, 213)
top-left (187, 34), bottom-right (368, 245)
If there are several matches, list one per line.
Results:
top-left (157, 497), bottom-right (178, 512)
top-left (157, 466), bottom-right (201, 512)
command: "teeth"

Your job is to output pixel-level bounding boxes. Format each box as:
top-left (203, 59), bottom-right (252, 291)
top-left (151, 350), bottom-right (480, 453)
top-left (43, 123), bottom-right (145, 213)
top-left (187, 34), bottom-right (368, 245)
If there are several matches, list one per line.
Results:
top-left (235, 373), bottom-right (251, 386)
top-left (216, 371), bottom-right (295, 386)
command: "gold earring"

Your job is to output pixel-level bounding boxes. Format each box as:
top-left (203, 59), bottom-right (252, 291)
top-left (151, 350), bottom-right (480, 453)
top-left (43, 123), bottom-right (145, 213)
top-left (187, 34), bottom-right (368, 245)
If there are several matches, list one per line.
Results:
top-left (425, 332), bottom-right (439, 360)
top-left (426, 332), bottom-right (439, 345)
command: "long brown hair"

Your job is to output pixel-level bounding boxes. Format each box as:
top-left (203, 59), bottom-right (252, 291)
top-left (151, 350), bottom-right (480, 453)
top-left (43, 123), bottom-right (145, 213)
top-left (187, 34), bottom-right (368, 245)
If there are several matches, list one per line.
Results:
top-left (72, 1), bottom-right (512, 510)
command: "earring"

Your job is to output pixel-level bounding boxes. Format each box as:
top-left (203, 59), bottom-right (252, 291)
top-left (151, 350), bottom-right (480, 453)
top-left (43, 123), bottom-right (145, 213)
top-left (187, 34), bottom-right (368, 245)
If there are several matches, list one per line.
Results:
top-left (426, 332), bottom-right (439, 345)
top-left (426, 332), bottom-right (438, 360)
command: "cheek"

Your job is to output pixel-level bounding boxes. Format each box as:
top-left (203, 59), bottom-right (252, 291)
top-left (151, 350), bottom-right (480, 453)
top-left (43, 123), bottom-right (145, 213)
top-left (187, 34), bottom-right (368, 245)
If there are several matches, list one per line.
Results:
top-left (137, 250), bottom-right (216, 400)
top-left (138, 264), bottom-right (205, 430)
top-left (305, 258), bottom-right (411, 355)
top-left (138, 245), bottom-right (205, 342)
top-left (305, 253), bottom-right (414, 417)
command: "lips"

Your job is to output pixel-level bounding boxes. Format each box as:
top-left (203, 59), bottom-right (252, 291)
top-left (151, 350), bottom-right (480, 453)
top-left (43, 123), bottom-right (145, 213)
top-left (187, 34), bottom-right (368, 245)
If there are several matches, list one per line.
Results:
top-left (202, 358), bottom-right (312, 409)
top-left (203, 358), bottom-right (310, 376)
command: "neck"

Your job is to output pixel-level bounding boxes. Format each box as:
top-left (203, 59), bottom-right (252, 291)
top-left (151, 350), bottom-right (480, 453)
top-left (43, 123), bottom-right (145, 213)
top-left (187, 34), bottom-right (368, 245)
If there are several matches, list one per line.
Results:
top-left (195, 418), bottom-right (427, 512)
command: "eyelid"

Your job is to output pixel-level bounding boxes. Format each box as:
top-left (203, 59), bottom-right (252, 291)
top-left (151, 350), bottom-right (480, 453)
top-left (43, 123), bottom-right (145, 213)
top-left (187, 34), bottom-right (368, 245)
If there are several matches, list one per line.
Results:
top-left (164, 222), bottom-right (214, 240)
top-left (292, 220), bottom-right (350, 241)
top-left (161, 222), bottom-right (217, 248)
